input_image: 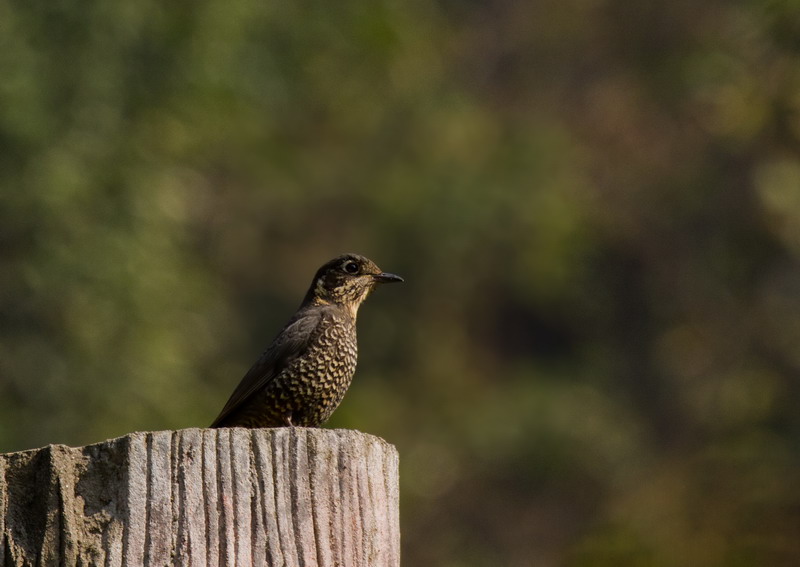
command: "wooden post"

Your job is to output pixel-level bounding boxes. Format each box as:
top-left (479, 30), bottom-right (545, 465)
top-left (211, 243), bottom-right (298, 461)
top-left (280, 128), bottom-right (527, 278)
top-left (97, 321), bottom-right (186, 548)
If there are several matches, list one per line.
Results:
top-left (0, 428), bottom-right (400, 566)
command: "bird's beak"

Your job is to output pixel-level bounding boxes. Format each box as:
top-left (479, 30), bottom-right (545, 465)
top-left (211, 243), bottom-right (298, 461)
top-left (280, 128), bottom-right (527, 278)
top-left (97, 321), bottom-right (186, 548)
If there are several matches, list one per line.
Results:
top-left (373, 272), bottom-right (404, 284)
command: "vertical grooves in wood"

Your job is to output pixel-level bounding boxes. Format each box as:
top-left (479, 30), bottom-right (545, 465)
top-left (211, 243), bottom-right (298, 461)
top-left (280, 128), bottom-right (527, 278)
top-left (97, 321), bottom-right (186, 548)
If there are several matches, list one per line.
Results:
top-left (176, 429), bottom-right (204, 567)
top-left (100, 437), bottom-right (126, 567)
top-left (0, 457), bottom-right (5, 565)
top-left (146, 432), bottom-right (174, 565)
top-left (354, 437), bottom-right (366, 567)
top-left (201, 429), bottom-right (219, 567)
top-left (170, 431), bottom-right (180, 562)
top-left (362, 440), bottom-right (378, 565)
top-left (337, 438), bottom-right (353, 567)
top-left (175, 432), bottom-right (186, 564)
top-left (228, 430), bottom-right (238, 564)
top-left (216, 428), bottom-right (235, 566)
top-left (329, 433), bottom-right (344, 567)
top-left (124, 434), bottom-right (147, 566)
top-left (288, 431), bottom-right (302, 567)
top-left (292, 430), bottom-right (315, 567)
top-left (355, 443), bottom-right (369, 567)
top-left (272, 430), bottom-right (300, 563)
top-left (1, 429), bottom-right (399, 567)
top-left (390, 441), bottom-right (401, 565)
top-left (285, 428), bottom-right (307, 567)
top-left (307, 432), bottom-right (331, 567)
top-left (41, 447), bottom-right (61, 565)
top-left (142, 434), bottom-right (154, 567)
top-left (252, 431), bottom-right (280, 566)
top-left (231, 429), bottom-right (252, 565)
top-left (247, 431), bottom-right (264, 566)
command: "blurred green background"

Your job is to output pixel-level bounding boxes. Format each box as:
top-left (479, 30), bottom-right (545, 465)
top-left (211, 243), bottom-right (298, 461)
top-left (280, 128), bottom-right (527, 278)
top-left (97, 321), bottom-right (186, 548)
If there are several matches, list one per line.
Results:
top-left (2, 0), bottom-right (800, 565)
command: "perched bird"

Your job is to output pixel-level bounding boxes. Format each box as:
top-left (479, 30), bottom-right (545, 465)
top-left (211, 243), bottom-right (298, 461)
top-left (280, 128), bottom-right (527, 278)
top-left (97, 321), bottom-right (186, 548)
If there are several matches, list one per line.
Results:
top-left (211, 253), bottom-right (403, 428)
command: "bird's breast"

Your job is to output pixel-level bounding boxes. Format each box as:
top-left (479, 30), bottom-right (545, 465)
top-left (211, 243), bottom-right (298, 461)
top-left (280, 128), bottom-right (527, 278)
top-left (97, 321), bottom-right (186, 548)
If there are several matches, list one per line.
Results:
top-left (293, 318), bottom-right (357, 387)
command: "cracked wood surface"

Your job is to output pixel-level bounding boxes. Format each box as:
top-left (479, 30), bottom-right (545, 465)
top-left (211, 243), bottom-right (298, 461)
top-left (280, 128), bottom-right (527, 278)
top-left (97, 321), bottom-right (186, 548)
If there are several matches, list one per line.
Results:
top-left (0, 428), bottom-right (400, 566)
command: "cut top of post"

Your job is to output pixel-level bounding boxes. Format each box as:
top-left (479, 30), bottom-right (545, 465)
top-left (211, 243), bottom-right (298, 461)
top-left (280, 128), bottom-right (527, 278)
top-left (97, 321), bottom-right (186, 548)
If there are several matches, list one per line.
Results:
top-left (0, 428), bottom-right (400, 567)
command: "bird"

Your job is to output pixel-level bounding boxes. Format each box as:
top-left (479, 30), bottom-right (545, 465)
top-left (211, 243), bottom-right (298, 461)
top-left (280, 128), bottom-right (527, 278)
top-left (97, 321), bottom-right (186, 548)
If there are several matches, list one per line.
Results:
top-left (210, 253), bottom-right (403, 428)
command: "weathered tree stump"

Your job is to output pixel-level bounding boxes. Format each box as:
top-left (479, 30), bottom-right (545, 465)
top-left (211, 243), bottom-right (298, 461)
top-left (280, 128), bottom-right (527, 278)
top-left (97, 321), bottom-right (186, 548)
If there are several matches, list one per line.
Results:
top-left (0, 428), bottom-right (400, 566)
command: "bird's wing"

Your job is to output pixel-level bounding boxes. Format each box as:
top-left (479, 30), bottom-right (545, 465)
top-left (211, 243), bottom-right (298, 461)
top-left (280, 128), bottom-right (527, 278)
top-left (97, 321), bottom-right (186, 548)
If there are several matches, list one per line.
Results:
top-left (210, 308), bottom-right (324, 427)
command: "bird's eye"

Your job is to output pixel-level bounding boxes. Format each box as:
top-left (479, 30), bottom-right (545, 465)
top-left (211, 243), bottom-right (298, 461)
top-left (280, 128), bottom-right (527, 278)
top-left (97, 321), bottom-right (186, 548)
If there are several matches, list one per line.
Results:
top-left (343, 261), bottom-right (359, 274)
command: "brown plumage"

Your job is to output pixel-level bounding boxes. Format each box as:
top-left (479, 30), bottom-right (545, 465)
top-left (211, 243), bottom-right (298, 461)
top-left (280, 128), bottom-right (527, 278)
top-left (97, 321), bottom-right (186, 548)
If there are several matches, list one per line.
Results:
top-left (210, 253), bottom-right (403, 428)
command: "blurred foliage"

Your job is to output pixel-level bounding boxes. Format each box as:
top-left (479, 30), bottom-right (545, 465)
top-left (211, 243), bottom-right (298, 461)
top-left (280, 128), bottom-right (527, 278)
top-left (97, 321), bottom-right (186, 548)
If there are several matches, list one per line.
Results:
top-left (2, 0), bottom-right (800, 565)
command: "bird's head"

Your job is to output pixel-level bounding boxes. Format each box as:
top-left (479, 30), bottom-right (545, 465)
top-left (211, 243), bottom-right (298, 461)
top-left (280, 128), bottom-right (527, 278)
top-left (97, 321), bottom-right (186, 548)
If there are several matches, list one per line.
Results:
top-left (303, 253), bottom-right (403, 316)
